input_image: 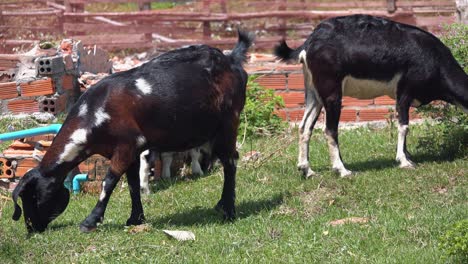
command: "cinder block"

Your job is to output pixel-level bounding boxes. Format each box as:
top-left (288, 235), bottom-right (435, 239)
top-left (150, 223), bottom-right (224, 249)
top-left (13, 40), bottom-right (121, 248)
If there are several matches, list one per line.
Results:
top-left (0, 158), bottom-right (14, 179)
top-left (0, 82), bottom-right (19, 99)
top-left (36, 55), bottom-right (65, 75)
top-left (39, 94), bottom-right (67, 115)
top-left (20, 78), bottom-right (54, 97)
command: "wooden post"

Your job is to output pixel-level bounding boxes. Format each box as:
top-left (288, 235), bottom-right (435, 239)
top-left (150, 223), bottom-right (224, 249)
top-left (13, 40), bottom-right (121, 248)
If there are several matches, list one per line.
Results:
top-left (456, 0), bottom-right (468, 24)
top-left (278, 0), bottom-right (287, 39)
top-left (0, 11), bottom-right (5, 53)
top-left (203, 0), bottom-right (211, 40)
top-left (64, 0), bottom-right (85, 36)
top-left (387, 0), bottom-right (397, 13)
top-left (139, 2), bottom-right (152, 43)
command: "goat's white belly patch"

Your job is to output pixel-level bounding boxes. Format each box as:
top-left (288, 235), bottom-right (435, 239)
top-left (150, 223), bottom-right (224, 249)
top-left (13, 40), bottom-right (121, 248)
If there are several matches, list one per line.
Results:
top-left (341, 74), bottom-right (401, 99)
top-left (58, 128), bottom-right (88, 163)
top-left (135, 78), bottom-right (152, 95)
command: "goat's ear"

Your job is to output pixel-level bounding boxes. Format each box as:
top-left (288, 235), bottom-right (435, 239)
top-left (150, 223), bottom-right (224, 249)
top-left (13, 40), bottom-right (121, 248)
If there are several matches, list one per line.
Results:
top-left (11, 171), bottom-right (36, 221)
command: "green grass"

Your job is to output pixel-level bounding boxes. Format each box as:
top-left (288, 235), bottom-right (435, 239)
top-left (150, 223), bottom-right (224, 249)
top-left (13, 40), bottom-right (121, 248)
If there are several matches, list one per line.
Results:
top-left (0, 124), bottom-right (466, 263)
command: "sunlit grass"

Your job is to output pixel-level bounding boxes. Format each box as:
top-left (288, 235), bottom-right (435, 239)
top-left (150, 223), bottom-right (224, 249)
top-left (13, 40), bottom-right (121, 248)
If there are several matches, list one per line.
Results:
top-left (0, 123), bottom-right (466, 263)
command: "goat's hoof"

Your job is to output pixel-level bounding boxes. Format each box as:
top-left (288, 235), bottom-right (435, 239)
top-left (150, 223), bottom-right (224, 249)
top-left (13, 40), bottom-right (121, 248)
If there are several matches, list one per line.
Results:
top-left (214, 201), bottom-right (236, 221)
top-left (140, 188), bottom-right (150, 196)
top-left (79, 224), bottom-right (97, 233)
top-left (399, 162), bottom-right (416, 169)
top-left (126, 216), bottom-right (145, 226)
top-left (339, 169), bottom-right (354, 178)
top-left (297, 164), bottom-right (316, 178)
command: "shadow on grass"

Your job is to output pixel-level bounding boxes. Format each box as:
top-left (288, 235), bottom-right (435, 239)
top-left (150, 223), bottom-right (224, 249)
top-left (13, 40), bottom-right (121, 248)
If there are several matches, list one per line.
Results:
top-left (149, 193), bottom-right (284, 227)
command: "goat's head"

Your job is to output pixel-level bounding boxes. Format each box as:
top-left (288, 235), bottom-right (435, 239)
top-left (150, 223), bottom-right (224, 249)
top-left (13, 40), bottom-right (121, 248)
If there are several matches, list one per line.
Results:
top-left (12, 168), bottom-right (70, 233)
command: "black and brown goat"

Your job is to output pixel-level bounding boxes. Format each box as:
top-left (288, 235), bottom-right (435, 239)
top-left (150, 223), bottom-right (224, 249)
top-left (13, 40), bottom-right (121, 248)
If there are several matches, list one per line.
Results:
top-left (12, 31), bottom-right (254, 233)
top-left (275, 15), bottom-right (468, 177)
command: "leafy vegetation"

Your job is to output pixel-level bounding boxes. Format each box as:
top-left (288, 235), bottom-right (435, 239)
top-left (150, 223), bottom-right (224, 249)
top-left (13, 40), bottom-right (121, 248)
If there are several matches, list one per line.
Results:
top-left (416, 23), bottom-right (468, 159)
top-left (439, 219), bottom-right (468, 262)
top-left (238, 76), bottom-right (286, 140)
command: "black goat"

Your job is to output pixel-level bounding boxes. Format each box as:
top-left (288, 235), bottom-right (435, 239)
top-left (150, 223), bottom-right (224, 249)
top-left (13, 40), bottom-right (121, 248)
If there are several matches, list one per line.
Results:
top-left (12, 31), bottom-right (254, 233)
top-left (275, 15), bottom-right (468, 177)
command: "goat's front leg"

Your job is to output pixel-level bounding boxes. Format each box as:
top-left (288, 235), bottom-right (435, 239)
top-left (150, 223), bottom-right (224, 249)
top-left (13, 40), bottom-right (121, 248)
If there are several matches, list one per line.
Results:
top-left (160, 152), bottom-right (173, 179)
top-left (324, 98), bottom-right (352, 177)
top-left (126, 159), bottom-right (146, 226)
top-left (395, 97), bottom-right (416, 168)
top-left (80, 168), bottom-right (123, 232)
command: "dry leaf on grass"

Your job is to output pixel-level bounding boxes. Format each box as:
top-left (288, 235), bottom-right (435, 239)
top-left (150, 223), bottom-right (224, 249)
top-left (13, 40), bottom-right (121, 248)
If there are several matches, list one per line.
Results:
top-left (163, 230), bottom-right (196, 241)
top-left (126, 223), bottom-right (152, 234)
top-left (328, 217), bottom-right (369, 226)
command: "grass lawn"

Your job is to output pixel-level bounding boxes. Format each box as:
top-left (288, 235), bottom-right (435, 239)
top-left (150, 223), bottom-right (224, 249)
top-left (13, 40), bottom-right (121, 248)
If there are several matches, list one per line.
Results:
top-left (0, 123), bottom-right (466, 263)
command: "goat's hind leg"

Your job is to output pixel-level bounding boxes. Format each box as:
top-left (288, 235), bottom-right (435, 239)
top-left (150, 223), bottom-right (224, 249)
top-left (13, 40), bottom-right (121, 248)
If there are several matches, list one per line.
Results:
top-left (213, 124), bottom-right (239, 221)
top-left (126, 158), bottom-right (146, 226)
top-left (297, 69), bottom-right (323, 178)
top-left (323, 96), bottom-right (352, 177)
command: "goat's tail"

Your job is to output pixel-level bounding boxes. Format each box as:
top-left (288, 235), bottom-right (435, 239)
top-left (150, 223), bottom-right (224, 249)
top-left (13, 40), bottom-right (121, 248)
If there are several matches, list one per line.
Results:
top-left (229, 30), bottom-right (255, 66)
top-left (274, 40), bottom-right (305, 63)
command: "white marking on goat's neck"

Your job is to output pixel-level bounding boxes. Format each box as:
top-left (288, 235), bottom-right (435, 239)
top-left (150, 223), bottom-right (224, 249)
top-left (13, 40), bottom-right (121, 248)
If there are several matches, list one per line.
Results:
top-left (94, 107), bottom-right (111, 127)
top-left (99, 181), bottom-right (106, 201)
top-left (78, 103), bottom-right (88, 117)
top-left (342, 73), bottom-right (402, 99)
top-left (135, 78), bottom-right (152, 95)
top-left (57, 129), bottom-right (88, 164)
top-left (136, 136), bottom-right (147, 147)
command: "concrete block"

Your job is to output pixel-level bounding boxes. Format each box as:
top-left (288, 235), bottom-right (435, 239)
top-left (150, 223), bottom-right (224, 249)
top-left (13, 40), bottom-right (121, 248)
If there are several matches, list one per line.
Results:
top-left (36, 55), bottom-right (65, 75)
top-left (39, 94), bottom-right (67, 115)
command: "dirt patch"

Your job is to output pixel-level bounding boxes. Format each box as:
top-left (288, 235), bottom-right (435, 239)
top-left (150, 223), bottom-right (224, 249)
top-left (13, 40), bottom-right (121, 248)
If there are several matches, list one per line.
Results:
top-left (299, 187), bottom-right (337, 218)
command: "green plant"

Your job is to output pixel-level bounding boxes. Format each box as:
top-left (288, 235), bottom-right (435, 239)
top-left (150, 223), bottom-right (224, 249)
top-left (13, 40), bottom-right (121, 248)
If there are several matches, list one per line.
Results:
top-left (439, 219), bottom-right (468, 262)
top-left (416, 24), bottom-right (468, 157)
top-left (238, 76), bottom-right (286, 139)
